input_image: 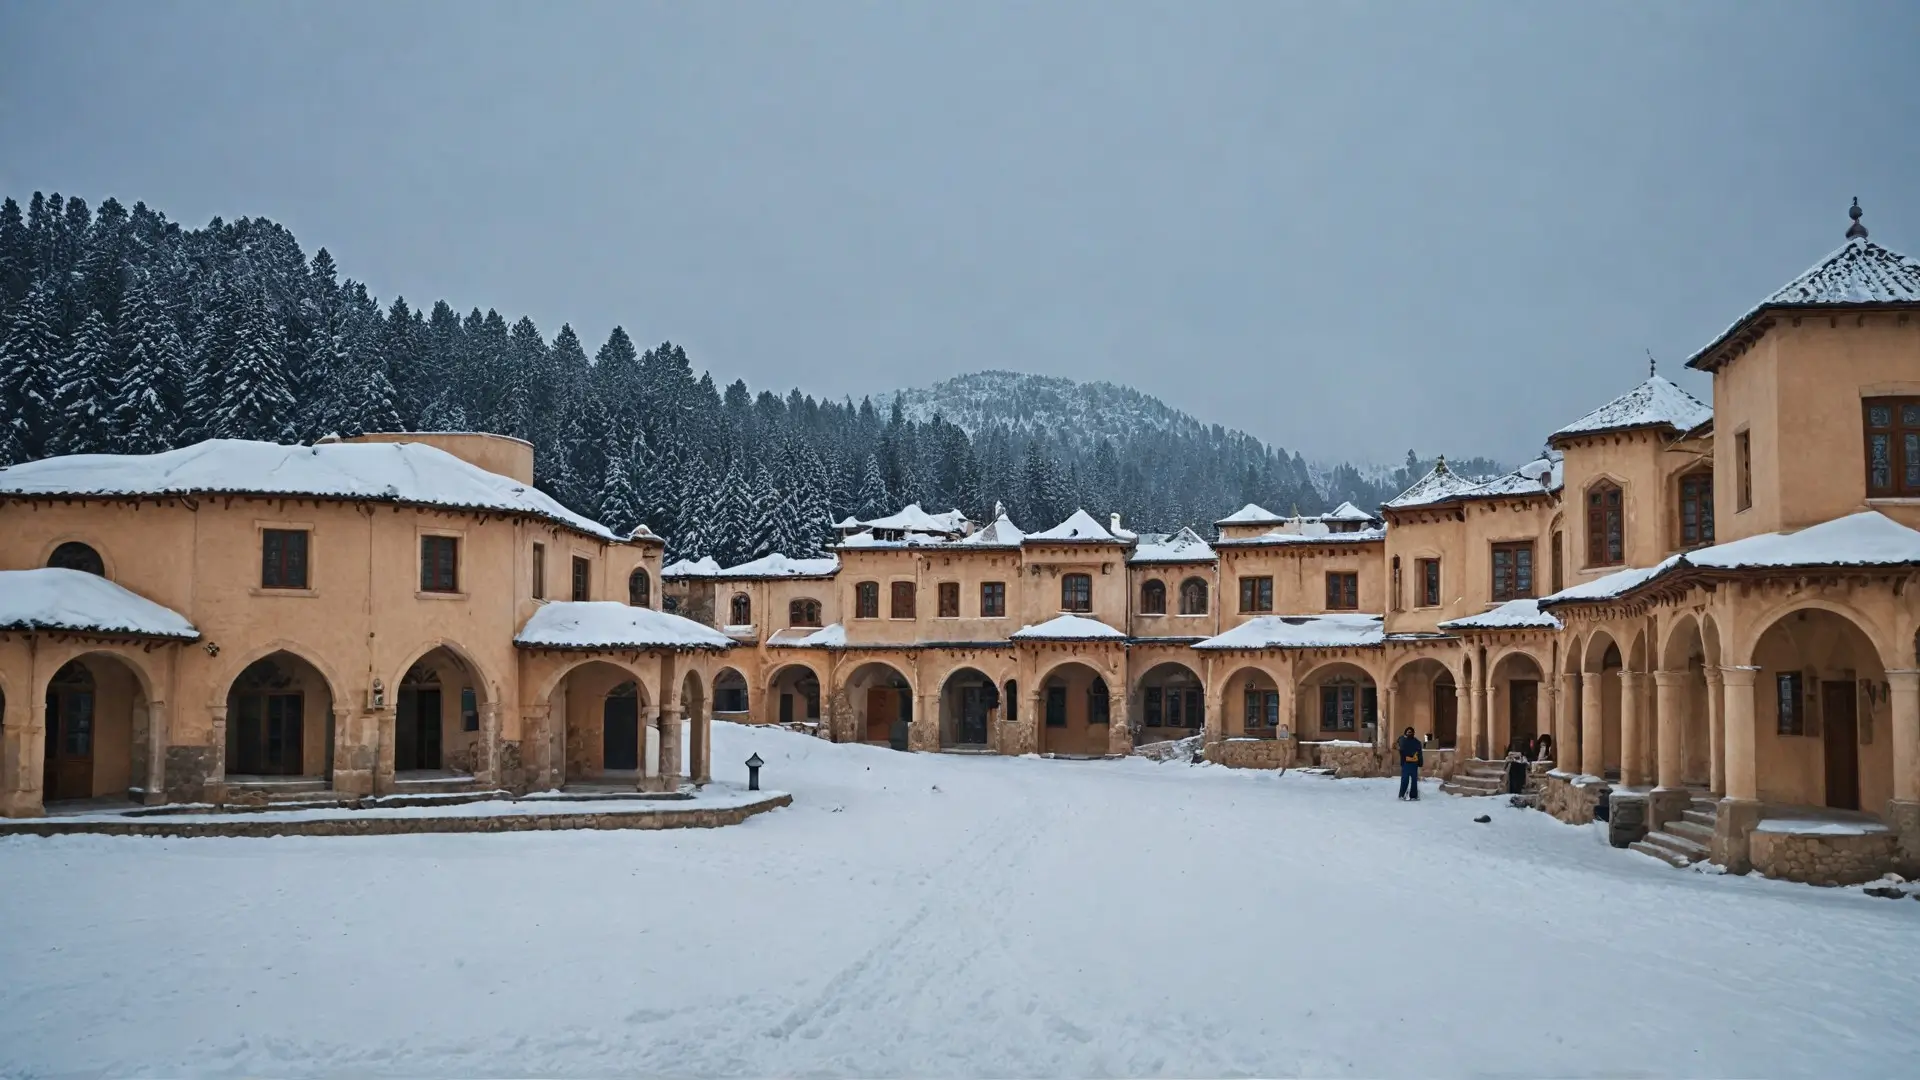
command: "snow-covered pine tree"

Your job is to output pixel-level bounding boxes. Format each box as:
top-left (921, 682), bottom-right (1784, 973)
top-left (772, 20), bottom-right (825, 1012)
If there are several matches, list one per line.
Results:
top-left (52, 308), bottom-right (116, 455)
top-left (744, 465), bottom-right (782, 560)
top-left (711, 458), bottom-right (752, 565)
top-left (597, 441), bottom-right (643, 536)
top-left (419, 391), bottom-right (469, 433)
top-left (210, 282), bottom-right (297, 442)
top-left (855, 453), bottom-right (891, 519)
top-left (0, 277), bottom-right (62, 462)
top-left (112, 273), bottom-right (187, 453)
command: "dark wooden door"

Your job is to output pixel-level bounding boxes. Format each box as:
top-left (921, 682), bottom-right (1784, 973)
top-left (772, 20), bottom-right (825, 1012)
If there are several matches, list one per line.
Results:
top-left (398, 688), bottom-right (442, 771)
top-left (43, 687), bottom-right (95, 800)
top-left (1822, 681), bottom-right (1860, 811)
top-left (959, 685), bottom-right (988, 745)
top-left (264, 693), bottom-right (304, 775)
top-left (779, 692), bottom-right (794, 725)
top-left (603, 693), bottom-right (640, 771)
top-left (866, 687), bottom-right (896, 742)
top-left (1433, 681), bottom-right (1457, 749)
top-left (1509, 680), bottom-right (1539, 753)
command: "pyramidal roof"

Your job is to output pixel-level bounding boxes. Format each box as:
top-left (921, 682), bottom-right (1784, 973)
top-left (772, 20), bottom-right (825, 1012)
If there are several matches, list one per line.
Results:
top-left (1214, 502), bottom-right (1284, 526)
top-left (1689, 201), bottom-right (1920, 370)
top-left (960, 513), bottom-right (1025, 547)
top-left (1383, 460), bottom-right (1483, 510)
top-left (1026, 508), bottom-right (1120, 543)
top-left (1548, 375), bottom-right (1712, 445)
top-left (1321, 501), bottom-right (1375, 522)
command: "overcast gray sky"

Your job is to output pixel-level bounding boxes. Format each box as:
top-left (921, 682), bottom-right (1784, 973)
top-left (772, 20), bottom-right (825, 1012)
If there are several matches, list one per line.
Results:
top-left (2, 1), bottom-right (1915, 465)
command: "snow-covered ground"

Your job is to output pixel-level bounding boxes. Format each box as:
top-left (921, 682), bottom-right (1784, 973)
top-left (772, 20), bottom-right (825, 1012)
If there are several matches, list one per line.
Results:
top-left (3, 724), bottom-right (1917, 1078)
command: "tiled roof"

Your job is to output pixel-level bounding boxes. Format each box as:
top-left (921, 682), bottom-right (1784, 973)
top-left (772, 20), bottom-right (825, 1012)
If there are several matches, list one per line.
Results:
top-left (1548, 376), bottom-right (1712, 444)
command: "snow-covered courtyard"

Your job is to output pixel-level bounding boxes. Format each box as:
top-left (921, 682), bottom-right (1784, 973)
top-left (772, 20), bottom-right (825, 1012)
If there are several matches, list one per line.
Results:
top-left (3, 724), bottom-right (1917, 1078)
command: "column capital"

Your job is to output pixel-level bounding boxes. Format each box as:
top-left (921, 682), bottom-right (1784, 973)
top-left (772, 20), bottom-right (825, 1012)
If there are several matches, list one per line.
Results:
top-left (1618, 668), bottom-right (1644, 686)
top-left (1719, 665), bottom-right (1761, 687)
top-left (1887, 669), bottom-right (1920, 687)
top-left (1652, 669), bottom-right (1689, 688)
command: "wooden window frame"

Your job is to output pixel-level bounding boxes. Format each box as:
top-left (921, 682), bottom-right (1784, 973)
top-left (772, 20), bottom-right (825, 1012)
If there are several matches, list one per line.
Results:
top-left (1239, 576), bottom-right (1274, 613)
top-left (980, 581), bottom-right (1006, 618)
top-left (1776, 671), bottom-right (1804, 736)
top-left (1242, 687), bottom-right (1278, 729)
top-left (570, 555), bottom-right (592, 602)
top-left (1139, 579), bottom-right (1167, 615)
top-left (1585, 481), bottom-right (1625, 567)
top-left (1677, 469), bottom-right (1715, 549)
top-left (1061, 573), bottom-right (1093, 613)
top-left (1045, 685), bottom-right (1068, 727)
top-left (1735, 429), bottom-right (1752, 512)
top-left (890, 580), bottom-right (916, 620)
top-left (260, 528), bottom-right (310, 590)
top-left (1415, 557), bottom-right (1440, 608)
top-left (532, 542), bottom-right (546, 600)
top-left (789, 597), bottom-right (822, 627)
top-left (1863, 396), bottom-right (1920, 498)
top-left (1178, 577), bottom-right (1208, 615)
top-left (420, 534), bottom-right (461, 594)
top-left (937, 581), bottom-right (960, 618)
top-left (1490, 541), bottom-right (1534, 601)
top-left (855, 581), bottom-right (880, 619)
top-left (1325, 571), bottom-right (1359, 611)
top-left (729, 592), bottom-right (753, 626)
top-left (1088, 680), bottom-right (1110, 725)
top-left (628, 567), bottom-right (651, 607)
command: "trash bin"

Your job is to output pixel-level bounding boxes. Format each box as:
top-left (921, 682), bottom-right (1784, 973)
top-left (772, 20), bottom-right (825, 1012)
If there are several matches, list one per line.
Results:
top-left (1505, 757), bottom-right (1528, 795)
top-left (1607, 794), bottom-right (1648, 848)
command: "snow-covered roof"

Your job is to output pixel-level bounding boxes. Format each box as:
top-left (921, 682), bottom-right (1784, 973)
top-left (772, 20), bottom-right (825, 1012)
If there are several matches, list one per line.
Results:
top-left (712, 553), bottom-right (840, 579)
top-left (832, 515), bottom-right (863, 530)
top-left (1438, 599), bottom-right (1562, 632)
top-left (1217, 525), bottom-right (1386, 547)
top-left (1382, 461), bottom-right (1485, 510)
top-left (661, 556), bottom-right (722, 579)
top-left (0, 568), bottom-right (199, 640)
top-left (860, 503), bottom-right (968, 534)
top-left (835, 530), bottom-right (948, 550)
top-left (1194, 613), bottom-right (1384, 651)
top-left (1689, 226), bottom-right (1920, 370)
top-left (1128, 526), bottom-right (1215, 564)
top-left (1321, 501), bottom-right (1376, 523)
top-left (0, 439), bottom-right (630, 543)
top-left (1026, 509), bottom-right (1120, 544)
top-left (1541, 511), bottom-right (1920, 607)
top-left (514, 601), bottom-right (732, 651)
top-left (1467, 453), bottom-right (1564, 499)
top-left (1009, 614), bottom-right (1127, 641)
top-left (1548, 376), bottom-right (1712, 445)
top-left (767, 623), bottom-right (849, 648)
top-left (959, 514), bottom-right (1025, 548)
top-left (1214, 503), bottom-right (1285, 526)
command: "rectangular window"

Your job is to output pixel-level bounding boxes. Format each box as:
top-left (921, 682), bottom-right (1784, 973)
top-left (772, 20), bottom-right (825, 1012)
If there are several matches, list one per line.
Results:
top-left (461, 686), bottom-right (479, 732)
top-left (1416, 558), bottom-right (1440, 607)
top-left (890, 580), bottom-right (916, 619)
top-left (1491, 541), bottom-right (1534, 601)
top-left (1586, 486), bottom-right (1624, 566)
top-left (1242, 688), bottom-right (1279, 728)
top-left (980, 581), bottom-right (1006, 618)
top-left (261, 528), bottom-right (309, 590)
top-left (937, 582), bottom-right (960, 618)
top-left (1145, 686), bottom-right (1164, 726)
top-left (571, 556), bottom-right (591, 601)
top-left (420, 535), bottom-right (459, 593)
top-left (1320, 684), bottom-right (1358, 732)
top-left (1679, 472), bottom-right (1715, 547)
top-left (1325, 572), bottom-right (1359, 610)
top-left (1551, 532), bottom-right (1564, 593)
top-left (532, 542), bottom-right (546, 599)
top-left (1061, 574), bottom-right (1092, 612)
top-left (1089, 685), bottom-right (1110, 725)
top-left (855, 581), bottom-right (880, 619)
top-left (1736, 430), bottom-right (1752, 511)
top-left (1239, 576), bottom-right (1274, 613)
top-left (1777, 671), bottom-right (1803, 736)
top-left (1045, 686), bottom-right (1068, 727)
top-left (1863, 397), bottom-right (1920, 498)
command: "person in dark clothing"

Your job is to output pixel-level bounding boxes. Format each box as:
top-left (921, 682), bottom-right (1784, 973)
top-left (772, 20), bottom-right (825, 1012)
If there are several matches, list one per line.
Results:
top-left (1397, 727), bottom-right (1424, 800)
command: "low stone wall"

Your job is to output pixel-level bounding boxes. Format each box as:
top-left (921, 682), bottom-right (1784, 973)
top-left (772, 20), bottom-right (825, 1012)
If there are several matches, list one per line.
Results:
top-left (1538, 771), bottom-right (1609, 825)
top-left (1750, 826), bottom-right (1898, 886)
top-left (1305, 741), bottom-right (1384, 778)
top-left (0, 794), bottom-right (792, 840)
top-left (1208, 737), bottom-right (1295, 770)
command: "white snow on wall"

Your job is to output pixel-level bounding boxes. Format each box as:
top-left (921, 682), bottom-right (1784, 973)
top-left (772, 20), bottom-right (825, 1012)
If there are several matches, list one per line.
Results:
top-left (515, 601), bottom-right (733, 651)
top-left (0, 438), bottom-right (625, 542)
top-left (768, 623), bottom-right (850, 648)
top-left (1026, 508), bottom-right (1120, 543)
top-left (1194, 613), bottom-right (1384, 650)
top-left (1009, 614), bottom-right (1126, 640)
top-left (711, 553), bottom-right (841, 579)
top-left (0, 568), bottom-right (198, 639)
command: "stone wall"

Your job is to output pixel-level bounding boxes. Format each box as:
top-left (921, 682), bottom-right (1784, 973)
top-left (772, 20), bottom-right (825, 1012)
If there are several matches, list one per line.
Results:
top-left (1208, 737), bottom-right (1295, 770)
top-left (1749, 827), bottom-right (1898, 887)
top-left (1538, 771), bottom-right (1609, 825)
top-left (1305, 741), bottom-right (1385, 778)
top-left (993, 719), bottom-right (1037, 757)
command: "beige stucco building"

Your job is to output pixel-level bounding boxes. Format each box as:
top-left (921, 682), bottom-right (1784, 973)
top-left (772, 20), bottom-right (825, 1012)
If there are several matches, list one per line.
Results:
top-left (3, 203), bottom-right (1917, 886)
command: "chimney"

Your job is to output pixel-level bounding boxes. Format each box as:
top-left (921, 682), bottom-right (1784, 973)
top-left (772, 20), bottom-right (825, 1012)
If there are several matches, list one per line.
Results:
top-left (1110, 512), bottom-right (1123, 534)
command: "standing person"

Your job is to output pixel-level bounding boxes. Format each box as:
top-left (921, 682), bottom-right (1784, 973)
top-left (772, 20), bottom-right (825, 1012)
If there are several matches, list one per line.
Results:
top-left (1397, 726), bottom-right (1424, 801)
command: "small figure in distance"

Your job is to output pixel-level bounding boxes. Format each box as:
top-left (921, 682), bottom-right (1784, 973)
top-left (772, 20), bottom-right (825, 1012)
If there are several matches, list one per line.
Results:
top-left (1397, 726), bottom-right (1424, 801)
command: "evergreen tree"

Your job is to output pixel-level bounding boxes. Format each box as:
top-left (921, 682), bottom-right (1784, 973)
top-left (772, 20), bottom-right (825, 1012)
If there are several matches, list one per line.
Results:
top-left (597, 441), bottom-right (643, 536)
top-left (0, 278), bottom-right (62, 462)
top-left (854, 454), bottom-right (891, 519)
top-left (210, 283), bottom-right (296, 441)
top-left (52, 308), bottom-right (116, 455)
top-left (113, 274), bottom-right (188, 453)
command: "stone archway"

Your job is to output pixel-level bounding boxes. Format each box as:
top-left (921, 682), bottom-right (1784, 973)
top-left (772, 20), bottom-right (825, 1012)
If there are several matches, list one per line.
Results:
top-left (1037, 661), bottom-right (1110, 757)
top-left (1744, 606), bottom-right (1893, 813)
top-left (1135, 661), bottom-right (1205, 745)
top-left (40, 652), bottom-right (153, 804)
top-left (713, 667), bottom-right (750, 723)
top-left (1219, 665), bottom-right (1283, 739)
top-left (1489, 650), bottom-right (1549, 759)
top-left (1660, 614), bottom-right (1713, 789)
top-left (1390, 656), bottom-right (1456, 749)
top-left (391, 644), bottom-right (492, 779)
top-left (680, 669), bottom-right (709, 784)
top-left (221, 650), bottom-right (337, 796)
top-left (939, 667), bottom-right (1000, 749)
top-left (768, 664), bottom-right (822, 728)
top-left (548, 659), bottom-right (655, 786)
top-left (843, 662), bottom-right (915, 750)
top-left (1297, 660), bottom-right (1379, 744)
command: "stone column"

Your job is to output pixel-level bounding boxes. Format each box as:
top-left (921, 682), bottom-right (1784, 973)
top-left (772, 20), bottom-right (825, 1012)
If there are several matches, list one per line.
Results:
top-left (1886, 670), bottom-right (1920, 874)
top-left (475, 702), bottom-right (502, 790)
top-left (372, 707), bottom-right (397, 796)
top-left (910, 691), bottom-right (940, 752)
top-left (1029, 689), bottom-right (1047, 754)
top-left (1381, 685), bottom-right (1398, 748)
top-left (1107, 688), bottom-right (1133, 757)
top-left (691, 701), bottom-right (712, 785)
top-left (1452, 682), bottom-right (1468, 753)
top-left (1650, 670), bottom-right (1691, 829)
top-left (0, 695), bottom-right (47, 818)
top-left (1619, 671), bottom-right (1645, 786)
top-left (639, 706), bottom-right (662, 790)
top-left (208, 704), bottom-right (229, 804)
top-left (1712, 666), bottom-right (1763, 872)
top-left (658, 702), bottom-right (684, 790)
top-left (143, 701), bottom-right (169, 805)
top-left (1581, 672), bottom-right (1604, 777)
top-left (1469, 684), bottom-right (1488, 760)
top-left (1557, 672), bottom-right (1580, 769)
top-left (1704, 667), bottom-right (1725, 796)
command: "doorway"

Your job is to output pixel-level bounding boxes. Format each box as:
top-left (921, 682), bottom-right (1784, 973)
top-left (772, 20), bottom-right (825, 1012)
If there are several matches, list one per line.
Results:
top-left (1822, 681), bottom-right (1860, 811)
top-left (43, 663), bottom-right (97, 800)
top-left (397, 684), bottom-right (443, 771)
top-left (1508, 679), bottom-right (1538, 754)
top-left (1432, 676), bottom-right (1457, 749)
top-left (603, 685), bottom-right (640, 771)
top-left (958, 684), bottom-right (989, 746)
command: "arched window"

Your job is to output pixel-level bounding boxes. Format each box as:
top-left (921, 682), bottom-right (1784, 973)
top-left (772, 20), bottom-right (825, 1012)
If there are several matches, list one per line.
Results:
top-left (1179, 577), bottom-right (1209, 615)
top-left (1061, 573), bottom-right (1092, 613)
top-left (1677, 469), bottom-right (1714, 548)
top-left (729, 592), bottom-right (752, 626)
top-left (628, 568), bottom-right (651, 607)
top-left (1139, 579), bottom-right (1167, 614)
top-left (789, 597), bottom-right (822, 627)
top-left (1586, 481), bottom-right (1625, 566)
top-left (855, 581), bottom-right (880, 619)
top-left (48, 541), bottom-right (105, 577)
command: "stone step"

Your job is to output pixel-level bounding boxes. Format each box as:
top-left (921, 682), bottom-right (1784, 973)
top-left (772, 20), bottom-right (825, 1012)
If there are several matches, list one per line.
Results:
top-left (1629, 839), bottom-right (1695, 868)
top-left (1447, 773), bottom-right (1503, 791)
top-left (225, 778), bottom-right (330, 801)
top-left (1691, 794), bottom-right (1719, 810)
top-left (1682, 807), bottom-right (1719, 829)
top-left (393, 775), bottom-right (479, 793)
top-left (1666, 819), bottom-right (1715, 847)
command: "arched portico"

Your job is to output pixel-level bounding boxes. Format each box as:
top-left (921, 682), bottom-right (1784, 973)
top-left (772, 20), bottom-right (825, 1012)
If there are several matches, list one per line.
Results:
top-left (1037, 661), bottom-right (1110, 756)
top-left (220, 649), bottom-right (338, 796)
top-left (1390, 656), bottom-right (1457, 749)
top-left (1216, 664), bottom-right (1284, 739)
top-left (681, 669), bottom-right (710, 784)
top-left (713, 667), bottom-right (750, 723)
top-left (767, 663), bottom-right (822, 727)
top-left (390, 643), bottom-right (495, 781)
top-left (545, 659), bottom-right (657, 787)
top-left (1297, 660), bottom-right (1379, 743)
top-left (842, 662), bottom-right (915, 749)
top-left (939, 667), bottom-right (1000, 749)
top-left (1738, 606), bottom-right (1893, 813)
top-left (1135, 661), bottom-right (1204, 744)
top-left (1581, 631), bottom-right (1625, 780)
top-left (36, 651), bottom-right (153, 805)
top-left (1488, 650), bottom-right (1549, 759)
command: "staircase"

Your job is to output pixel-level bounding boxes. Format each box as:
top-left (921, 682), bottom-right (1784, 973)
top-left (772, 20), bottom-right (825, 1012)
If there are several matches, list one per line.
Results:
top-left (1630, 795), bottom-right (1719, 868)
top-left (1440, 759), bottom-right (1515, 797)
top-left (223, 777), bottom-right (331, 803)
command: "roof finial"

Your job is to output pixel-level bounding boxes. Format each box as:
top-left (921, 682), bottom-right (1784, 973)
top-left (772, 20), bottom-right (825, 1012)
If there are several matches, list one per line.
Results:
top-left (1646, 348), bottom-right (1656, 378)
top-left (1847, 196), bottom-right (1869, 240)
top-left (1435, 454), bottom-right (1448, 473)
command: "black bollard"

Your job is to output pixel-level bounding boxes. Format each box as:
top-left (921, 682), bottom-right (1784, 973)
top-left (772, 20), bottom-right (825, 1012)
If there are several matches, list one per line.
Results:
top-left (746, 752), bottom-right (764, 791)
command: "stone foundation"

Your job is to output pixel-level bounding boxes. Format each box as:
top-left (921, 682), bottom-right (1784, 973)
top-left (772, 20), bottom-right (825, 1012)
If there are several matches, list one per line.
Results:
top-left (1885, 799), bottom-right (1920, 877)
top-left (1303, 741), bottom-right (1383, 777)
top-left (1710, 799), bottom-right (1764, 873)
top-left (1649, 787), bottom-right (1694, 832)
top-left (993, 719), bottom-right (1037, 756)
top-left (1749, 825), bottom-right (1898, 887)
top-left (162, 746), bottom-right (216, 804)
top-left (1208, 737), bottom-right (1295, 770)
top-left (1538, 771), bottom-right (1610, 825)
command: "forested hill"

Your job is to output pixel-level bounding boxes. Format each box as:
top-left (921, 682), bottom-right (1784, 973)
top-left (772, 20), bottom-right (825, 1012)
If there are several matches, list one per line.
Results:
top-left (0, 190), bottom-right (1502, 563)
